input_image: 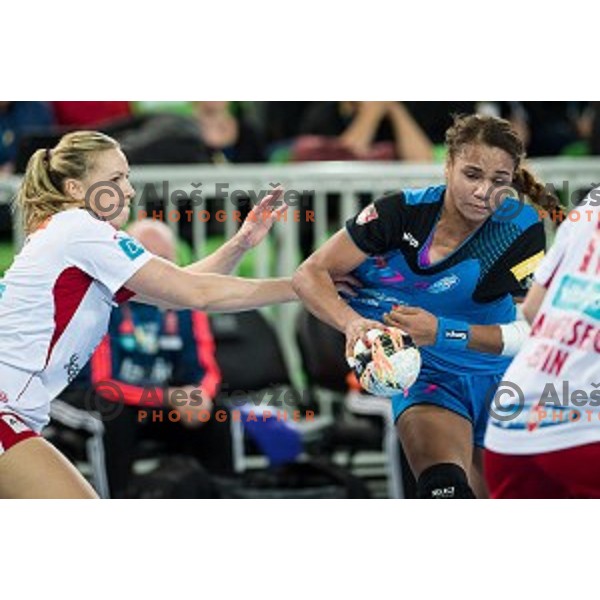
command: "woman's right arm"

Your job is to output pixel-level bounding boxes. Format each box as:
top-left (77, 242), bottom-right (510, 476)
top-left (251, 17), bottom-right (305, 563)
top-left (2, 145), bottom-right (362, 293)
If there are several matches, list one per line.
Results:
top-left (125, 256), bottom-right (295, 313)
top-left (292, 230), bottom-right (384, 354)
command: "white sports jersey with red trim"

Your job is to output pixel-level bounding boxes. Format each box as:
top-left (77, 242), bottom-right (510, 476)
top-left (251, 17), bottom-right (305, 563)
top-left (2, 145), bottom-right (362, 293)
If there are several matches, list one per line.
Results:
top-left (485, 200), bottom-right (600, 454)
top-left (0, 208), bottom-right (152, 431)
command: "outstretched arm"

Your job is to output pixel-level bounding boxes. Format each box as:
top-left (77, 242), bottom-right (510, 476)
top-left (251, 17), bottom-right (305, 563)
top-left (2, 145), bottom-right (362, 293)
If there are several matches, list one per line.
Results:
top-left (133, 188), bottom-right (288, 309)
top-left (126, 257), bottom-right (295, 313)
top-left (184, 187), bottom-right (287, 275)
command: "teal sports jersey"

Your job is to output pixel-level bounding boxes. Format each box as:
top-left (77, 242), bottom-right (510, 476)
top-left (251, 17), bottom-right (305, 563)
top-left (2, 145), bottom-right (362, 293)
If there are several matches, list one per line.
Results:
top-left (345, 185), bottom-right (546, 375)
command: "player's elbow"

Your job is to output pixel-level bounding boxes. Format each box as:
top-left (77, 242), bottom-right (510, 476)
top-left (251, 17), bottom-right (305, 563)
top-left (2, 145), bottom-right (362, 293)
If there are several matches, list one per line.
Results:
top-left (188, 276), bottom-right (211, 312)
top-left (291, 264), bottom-right (307, 297)
top-left (164, 271), bottom-right (210, 312)
top-left (292, 257), bottom-right (323, 298)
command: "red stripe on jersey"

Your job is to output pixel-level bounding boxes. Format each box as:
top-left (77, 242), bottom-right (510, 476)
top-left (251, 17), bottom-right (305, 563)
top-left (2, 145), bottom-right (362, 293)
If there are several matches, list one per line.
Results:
top-left (45, 267), bottom-right (93, 366)
top-left (115, 287), bottom-right (136, 305)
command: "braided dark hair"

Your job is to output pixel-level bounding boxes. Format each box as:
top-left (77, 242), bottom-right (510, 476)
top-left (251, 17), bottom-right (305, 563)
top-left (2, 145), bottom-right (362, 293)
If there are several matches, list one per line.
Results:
top-left (445, 113), bottom-right (560, 214)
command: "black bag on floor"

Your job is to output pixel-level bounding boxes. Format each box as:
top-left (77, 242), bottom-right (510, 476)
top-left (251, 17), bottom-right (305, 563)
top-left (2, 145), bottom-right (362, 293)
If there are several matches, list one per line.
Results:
top-left (124, 455), bottom-right (219, 499)
top-left (215, 458), bottom-right (371, 499)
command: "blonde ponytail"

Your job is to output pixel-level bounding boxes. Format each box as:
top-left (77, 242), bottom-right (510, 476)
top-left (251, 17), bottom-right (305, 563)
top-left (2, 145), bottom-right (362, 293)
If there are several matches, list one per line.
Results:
top-left (15, 131), bottom-right (119, 235)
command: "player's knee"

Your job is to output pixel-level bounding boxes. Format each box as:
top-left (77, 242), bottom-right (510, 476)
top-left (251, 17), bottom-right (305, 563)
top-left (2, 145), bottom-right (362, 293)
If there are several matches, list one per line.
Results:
top-left (417, 462), bottom-right (476, 499)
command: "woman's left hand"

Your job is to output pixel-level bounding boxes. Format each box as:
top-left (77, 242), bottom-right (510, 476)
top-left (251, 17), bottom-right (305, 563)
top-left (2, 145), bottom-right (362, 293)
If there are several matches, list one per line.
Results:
top-left (383, 305), bottom-right (438, 346)
top-left (236, 186), bottom-right (288, 250)
top-left (332, 273), bottom-right (362, 297)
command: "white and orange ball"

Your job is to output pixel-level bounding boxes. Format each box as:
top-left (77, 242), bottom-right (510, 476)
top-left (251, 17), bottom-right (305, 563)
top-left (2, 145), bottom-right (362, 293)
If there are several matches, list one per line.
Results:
top-left (348, 328), bottom-right (421, 396)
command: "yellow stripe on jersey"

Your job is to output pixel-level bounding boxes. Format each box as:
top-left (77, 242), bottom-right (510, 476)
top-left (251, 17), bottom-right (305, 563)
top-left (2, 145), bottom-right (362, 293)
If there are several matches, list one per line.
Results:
top-left (510, 251), bottom-right (545, 281)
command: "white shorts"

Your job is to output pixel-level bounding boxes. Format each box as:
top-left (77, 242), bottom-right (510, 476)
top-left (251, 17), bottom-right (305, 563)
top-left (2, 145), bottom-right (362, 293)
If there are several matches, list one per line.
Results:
top-left (0, 361), bottom-right (52, 433)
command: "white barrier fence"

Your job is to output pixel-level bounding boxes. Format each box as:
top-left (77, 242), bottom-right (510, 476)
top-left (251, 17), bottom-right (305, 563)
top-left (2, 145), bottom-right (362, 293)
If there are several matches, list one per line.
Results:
top-left (3, 158), bottom-right (600, 255)
top-left (2, 158), bottom-right (600, 381)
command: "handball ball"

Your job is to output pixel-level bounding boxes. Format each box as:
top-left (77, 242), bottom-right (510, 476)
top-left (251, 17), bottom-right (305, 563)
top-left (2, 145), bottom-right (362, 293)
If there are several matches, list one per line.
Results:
top-left (348, 328), bottom-right (421, 397)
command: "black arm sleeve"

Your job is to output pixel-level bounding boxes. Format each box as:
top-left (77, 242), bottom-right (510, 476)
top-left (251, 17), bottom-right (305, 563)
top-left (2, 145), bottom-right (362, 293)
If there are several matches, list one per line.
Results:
top-left (476, 221), bottom-right (546, 302)
top-left (345, 192), bottom-right (407, 256)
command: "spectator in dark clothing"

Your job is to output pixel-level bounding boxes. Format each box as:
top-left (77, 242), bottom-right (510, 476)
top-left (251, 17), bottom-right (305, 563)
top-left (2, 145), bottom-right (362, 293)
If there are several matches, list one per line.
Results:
top-left (403, 101), bottom-right (588, 156)
top-left (262, 101), bottom-right (315, 146)
top-left (71, 220), bottom-right (232, 497)
top-left (195, 101), bottom-right (266, 163)
top-left (0, 101), bottom-right (54, 173)
top-left (404, 102), bottom-right (478, 145)
top-left (585, 102), bottom-right (600, 155)
top-left (513, 101), bottom-right (588, 156)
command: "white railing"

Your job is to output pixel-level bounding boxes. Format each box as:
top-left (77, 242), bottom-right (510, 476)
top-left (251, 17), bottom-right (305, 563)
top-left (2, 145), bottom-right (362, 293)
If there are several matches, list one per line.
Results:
top-left (3, 158), bottom-right (600, 381)
top-left (3, 158), bottom-right (600, 251)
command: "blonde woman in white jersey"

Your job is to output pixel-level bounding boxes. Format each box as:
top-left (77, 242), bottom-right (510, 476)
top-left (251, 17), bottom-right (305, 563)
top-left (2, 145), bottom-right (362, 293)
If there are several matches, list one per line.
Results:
top-left (0, 131), bottom-right (307, 498)
top-left (485, 198), bottom-right (600, 498)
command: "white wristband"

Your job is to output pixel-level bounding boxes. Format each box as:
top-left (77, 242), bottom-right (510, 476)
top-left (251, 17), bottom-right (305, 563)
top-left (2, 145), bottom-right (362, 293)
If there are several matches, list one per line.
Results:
top-left (500, 320), bottom-right (531, 356)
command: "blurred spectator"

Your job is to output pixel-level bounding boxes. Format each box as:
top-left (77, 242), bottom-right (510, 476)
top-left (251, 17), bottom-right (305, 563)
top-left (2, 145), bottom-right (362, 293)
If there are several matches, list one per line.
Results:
top-left (108, 113), bottom-right (210, 165)
top-left (194, 101), bottom-right (266, 163)
top-left (501, 102), bottom-right (588, 156)
top-left (262, 102), bottom-right (314, 145)
top-left (585, 102), bottom-right (600, 155)
top-left (52, 101), bottom-right (131, 127)
top-left (65, 220), bottom-right (231, 497)
top-left (293, 101), bottom-right (433, 162)
top-left (404, 102), bottom-right (477, 145)
top-left (0, 101), bottom-right (54, 173)
top-left (404, 101), bottom-right (590, 158)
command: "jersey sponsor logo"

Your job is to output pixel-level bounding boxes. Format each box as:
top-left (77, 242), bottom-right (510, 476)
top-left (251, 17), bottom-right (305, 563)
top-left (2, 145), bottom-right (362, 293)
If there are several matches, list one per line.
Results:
top-left (427, 274), bottom-right (460, 294)
top-left (0, 281), bottom-right (5, 299)
top-left (510, 251), bottom-right (545, 282)
top-left (0, 390), bottom-right (8, 403)
top-left (117, 236), bottom-right (146, 261)
top-left (402, 232), bottom-right (419, 248)
top-left (445, 329), bottom-right (468, 341)
top-left (64, 353), bottom-right (81, 384)
top-left (553, 275), bottom-right (600, 321)
top-left (134, 323), bottom-right (160, 355)
top-left (356, 204), bottom-right (379, 226)
top-left (1, 414), bottom-right (30, 435)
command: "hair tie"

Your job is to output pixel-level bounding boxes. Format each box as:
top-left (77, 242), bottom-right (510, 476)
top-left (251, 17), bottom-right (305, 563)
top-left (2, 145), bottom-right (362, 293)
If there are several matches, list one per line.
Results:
top-left (44, 148), bottom-right (62, 190)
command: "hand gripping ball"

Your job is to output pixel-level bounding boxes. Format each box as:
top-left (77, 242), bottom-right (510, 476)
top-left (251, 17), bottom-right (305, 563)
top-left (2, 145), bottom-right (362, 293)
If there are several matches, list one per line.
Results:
top-left (347, 328), bottom-right (421, 397)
